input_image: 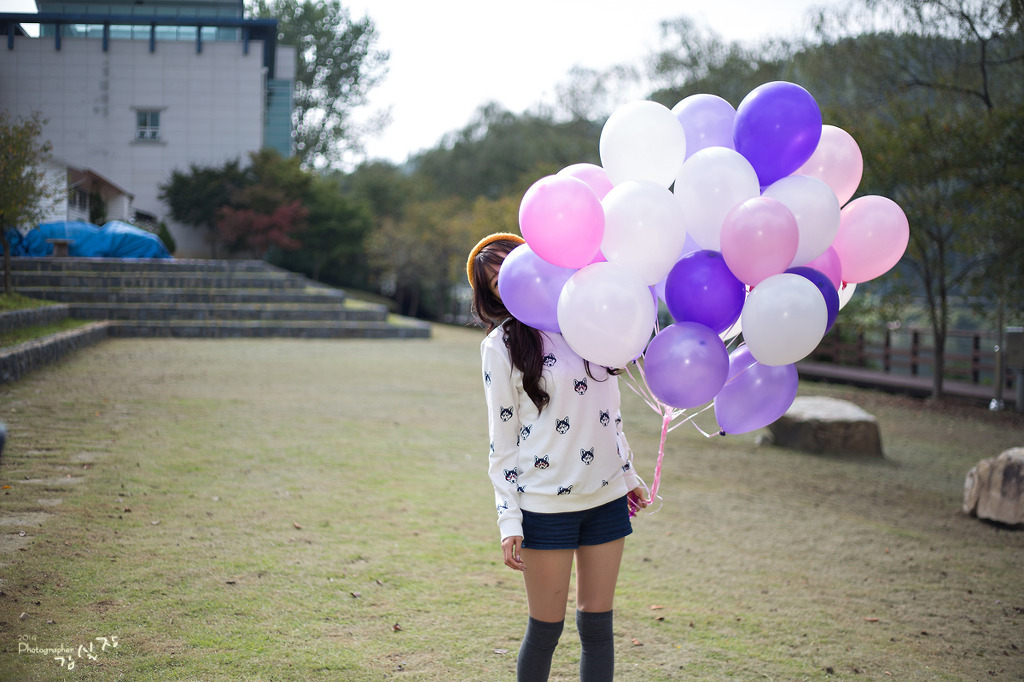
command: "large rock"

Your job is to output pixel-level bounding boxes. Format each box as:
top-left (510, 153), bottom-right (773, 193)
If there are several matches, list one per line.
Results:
top-left (963, 448), bottom-right (1024, 527)
top-left (766, 396), bottom-right (884, 457)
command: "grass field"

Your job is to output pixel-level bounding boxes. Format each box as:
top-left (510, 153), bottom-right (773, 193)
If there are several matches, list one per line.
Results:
top-left (0, 324), bottom-right (1022, 681)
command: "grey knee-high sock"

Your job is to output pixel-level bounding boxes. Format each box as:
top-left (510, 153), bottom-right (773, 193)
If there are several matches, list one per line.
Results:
top-left (576, 609), bottom-right (614, 682)
top-left (517, 616), bottom-right (564, 681)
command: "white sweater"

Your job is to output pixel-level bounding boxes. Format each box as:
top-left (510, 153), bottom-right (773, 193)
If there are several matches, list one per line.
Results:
top-left (481, 325), bottom-right (640, 540)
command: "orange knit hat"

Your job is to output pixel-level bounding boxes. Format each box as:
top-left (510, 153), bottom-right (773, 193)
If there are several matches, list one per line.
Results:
top-left (466, 232), bottom-right (525, 287)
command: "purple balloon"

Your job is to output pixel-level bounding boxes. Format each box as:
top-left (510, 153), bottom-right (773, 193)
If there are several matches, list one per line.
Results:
top-left (664, 250), bottom-right (746, 334)
top-left (786, 266), bottom-right (840, 333)
top-left (672, 94), bottom-right (737, 159)
top-left (644, 322), bottom-right (729, 409)
top-left (713, 346), bottom-right (799, 434)
top-left (498, 244), bottom-right (575, 333)
top-left (733, 81), bottom-right (823, 186)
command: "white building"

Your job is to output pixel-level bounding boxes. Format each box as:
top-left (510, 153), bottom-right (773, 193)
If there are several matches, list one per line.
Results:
top-left (40, 158), bottom-right (135, 225)
top-left (0, 0), bottom-right (295, 257)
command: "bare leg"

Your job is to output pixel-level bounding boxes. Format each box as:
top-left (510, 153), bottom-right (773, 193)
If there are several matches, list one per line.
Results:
top-left (517, 548), bottom-right (575, 681)
top-left (521, 547), bottom-right (575, 622)
top-left (574, 538), bottom-right (624, 613)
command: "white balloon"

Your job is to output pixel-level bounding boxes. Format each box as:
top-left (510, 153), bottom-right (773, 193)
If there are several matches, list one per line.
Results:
top-left (740, 273), bottom-right (827, 366)
top-left (556, 262), bottom-right (657, 368)
top-left (762, 174), bottom-right (841, 267)
top-left (838, 281), bottom-right (857, 310)
top-left (599, 100), bottom-right (687, 187)
top-left (601, 180), bottom-right (689, 285)
top-left (673, 147), bottom-right (761, 251)
top-left (719, 301), bottom-right (745, 342)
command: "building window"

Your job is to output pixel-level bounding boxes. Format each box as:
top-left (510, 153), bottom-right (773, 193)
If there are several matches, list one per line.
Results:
top-left (136, 111), bottom-right (161, 141)
top-left (69, 188), bottom-right (89, 211)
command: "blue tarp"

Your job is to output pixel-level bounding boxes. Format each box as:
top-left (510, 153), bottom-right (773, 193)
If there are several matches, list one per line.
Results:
top-left (3, 221), bottom-right (172, 259)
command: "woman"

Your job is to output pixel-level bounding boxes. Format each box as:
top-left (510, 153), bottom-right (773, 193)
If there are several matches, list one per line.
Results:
top-left (467, 232), bottom-right (649, 681)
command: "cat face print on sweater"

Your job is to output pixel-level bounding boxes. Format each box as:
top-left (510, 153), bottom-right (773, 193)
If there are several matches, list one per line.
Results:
top-left (555, 416), bottom-right (570, 434)
top-left (574, 377), bottom-right (588, 395)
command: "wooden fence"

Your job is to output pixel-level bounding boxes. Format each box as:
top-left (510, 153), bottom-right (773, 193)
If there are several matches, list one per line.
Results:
top-left (806, 325), bottom-right (1019, 403)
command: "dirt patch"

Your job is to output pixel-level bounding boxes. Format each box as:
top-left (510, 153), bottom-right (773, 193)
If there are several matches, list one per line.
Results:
top-left (0, 511), bottom-right (49, 526)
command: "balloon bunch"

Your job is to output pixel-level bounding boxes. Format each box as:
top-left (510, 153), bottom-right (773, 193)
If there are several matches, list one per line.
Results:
top-left (499, 82), bottom-right (909, 500)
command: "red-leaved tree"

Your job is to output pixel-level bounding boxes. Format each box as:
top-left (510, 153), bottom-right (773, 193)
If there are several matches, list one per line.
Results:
top-left (217, 200), bottom-right (307, 259)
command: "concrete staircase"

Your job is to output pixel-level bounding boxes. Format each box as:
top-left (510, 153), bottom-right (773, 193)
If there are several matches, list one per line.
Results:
top-left (0, 257), bottom-right (430, 382)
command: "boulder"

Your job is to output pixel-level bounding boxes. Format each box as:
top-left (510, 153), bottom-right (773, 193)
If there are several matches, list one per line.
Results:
top-left (963, 448), bottom-right (1024, 527)
top-left (766, 396), bottom-right (884, 457)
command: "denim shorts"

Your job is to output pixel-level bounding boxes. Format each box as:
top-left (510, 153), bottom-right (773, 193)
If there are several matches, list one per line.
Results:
top-left (521, 495), bottom-right (632, 550)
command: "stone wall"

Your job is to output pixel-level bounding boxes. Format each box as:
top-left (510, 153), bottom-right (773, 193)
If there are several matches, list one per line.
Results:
top-left (0, 321), bottom-right (110, 384)
top-left (0, 304), bottom-right (71, 336)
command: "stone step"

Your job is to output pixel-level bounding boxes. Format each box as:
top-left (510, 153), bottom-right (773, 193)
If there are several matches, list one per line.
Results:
top-left (7, 257), bottom-right (275, 274)
top-left (1, 257), bottom-right (431, 342)
top-left (108, 319), bottom-right (430, 339)
top-left (67, 301), bottom-right (387, 323)
top-left (14, 287), bottom-right (349, 305)
top-left (12, 271), bottom-right (307, 291)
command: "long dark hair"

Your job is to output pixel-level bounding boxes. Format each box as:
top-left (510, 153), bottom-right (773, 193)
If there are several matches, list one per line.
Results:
top-left (470, 241), bottom-right (550, 412)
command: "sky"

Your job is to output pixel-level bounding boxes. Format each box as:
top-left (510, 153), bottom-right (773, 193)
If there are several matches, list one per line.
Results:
top-left (2, 0), bottom-right (839, 164)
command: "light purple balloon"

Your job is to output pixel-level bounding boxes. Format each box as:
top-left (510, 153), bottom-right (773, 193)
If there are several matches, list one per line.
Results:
top-left (733, 81), bottom-right (823, 187)
top-left (497, 244), bottom-right (575, 333)
top-left (672, 94), bottom-right (737, 159)
top-left (643, 322), bottom-right (729, 409)
top-left (713, 346), bottom-right (798, 434)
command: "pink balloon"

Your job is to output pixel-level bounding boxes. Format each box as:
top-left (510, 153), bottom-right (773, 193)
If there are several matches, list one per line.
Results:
top-left (720, 197), bottom-right (799, 287)
top-left (519, 175), bottom-right (605, 269)
top-left (832, 196), bottom-right (910, 283)
top-left (805, 246), bottom-right (842, 290)
top-left (795, 125), bottom-right (863, 207)
top-left (558, 163), bottom-right (614, 200)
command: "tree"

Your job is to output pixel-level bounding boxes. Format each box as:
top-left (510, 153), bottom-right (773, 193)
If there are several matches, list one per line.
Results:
top-left (0, 112), bottom-right (63, 295)
top-left (554, 63), bottom-right (643, 123)
top-left (821, 0), bottom-right (1024, 399)
top-left (251, 0), bottom-right (390, 169)
top-left (411, 104), bottom-right (601, 200)
top-left (217, 201), bottom-right (307, 259)
top-left (159, 159), bottom-right (247, 258)
top-left (814, 0), bottom-right (1024, 111)
top-left (215, 149), bottom-right (311, 257)
top-left (646, 17), bottom-right (792, 109)
top-left (364, 194), bottom-right (519, 319)
top-left (268, 175), bottom-right (374, 287)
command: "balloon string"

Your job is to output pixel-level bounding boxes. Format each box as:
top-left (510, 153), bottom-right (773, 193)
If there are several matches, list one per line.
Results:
top-left (621, 354), bottom-right (723, 512)
top-left (667, 402), bottom-right (715, 434)
top-left (647, 406), bottom-right (673, 502)
top-left (623, 361), bottom-right (660, 414)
